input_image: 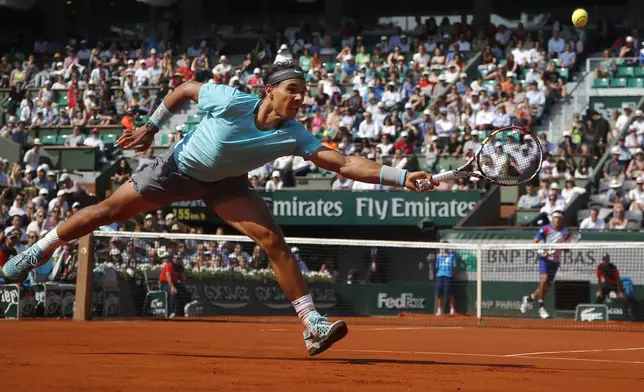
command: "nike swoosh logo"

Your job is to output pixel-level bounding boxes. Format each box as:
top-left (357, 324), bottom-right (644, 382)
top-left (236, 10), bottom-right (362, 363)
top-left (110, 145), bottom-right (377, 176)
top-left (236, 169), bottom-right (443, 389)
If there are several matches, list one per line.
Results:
top-left (294, 70), bottom-right (303, 74)
top-left (275, 130), bottom-right (287, 134)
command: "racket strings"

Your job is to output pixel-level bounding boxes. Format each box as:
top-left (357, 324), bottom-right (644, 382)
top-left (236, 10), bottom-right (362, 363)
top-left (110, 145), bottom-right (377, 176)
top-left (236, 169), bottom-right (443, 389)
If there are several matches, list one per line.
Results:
top-left (476, 128), bottom-right (542, 185)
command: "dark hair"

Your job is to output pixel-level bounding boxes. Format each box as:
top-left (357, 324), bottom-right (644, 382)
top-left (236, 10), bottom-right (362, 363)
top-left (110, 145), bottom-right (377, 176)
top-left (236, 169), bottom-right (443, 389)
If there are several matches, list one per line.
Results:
top-left (263, 61), bottom-right (304, 86)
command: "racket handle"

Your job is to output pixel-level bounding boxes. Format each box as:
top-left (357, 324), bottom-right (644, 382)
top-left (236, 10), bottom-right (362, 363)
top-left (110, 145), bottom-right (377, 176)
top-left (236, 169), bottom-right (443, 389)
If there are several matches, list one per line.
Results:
top-left (432, 170), bottom-right (457, 182)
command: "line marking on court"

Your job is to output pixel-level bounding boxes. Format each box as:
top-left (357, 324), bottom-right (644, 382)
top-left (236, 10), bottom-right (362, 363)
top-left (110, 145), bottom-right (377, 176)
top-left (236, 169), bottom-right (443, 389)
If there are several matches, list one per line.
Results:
top-left (506, 347), bottom-right (644, 357)
top-left (516, 356), bottom-right (644, 365)
top-left (259, 327), bottom-right (463, 332)
top-left (267, 347), bottom-right (644, 366)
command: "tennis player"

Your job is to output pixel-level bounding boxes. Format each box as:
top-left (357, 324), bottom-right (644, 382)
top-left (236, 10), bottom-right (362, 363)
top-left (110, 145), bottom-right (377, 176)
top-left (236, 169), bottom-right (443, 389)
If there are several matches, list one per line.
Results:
top-left (520, 210), bottom-right (570, 319)
top-left (2, 61), bottom-right (438, 355)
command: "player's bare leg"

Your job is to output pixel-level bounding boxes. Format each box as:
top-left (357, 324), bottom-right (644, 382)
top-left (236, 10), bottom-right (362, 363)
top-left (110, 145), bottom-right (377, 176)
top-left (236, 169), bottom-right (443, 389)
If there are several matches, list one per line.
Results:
top-left (448, 295), bottom-right (456, 315)
top-left (213, 191), bottom-right (348, 355)
top-left (2, 181), bottom-right (162, 281)
top-left (521, 274), bottom-right (551, 318)
top-left (436, 295), bottom-right (444, 315)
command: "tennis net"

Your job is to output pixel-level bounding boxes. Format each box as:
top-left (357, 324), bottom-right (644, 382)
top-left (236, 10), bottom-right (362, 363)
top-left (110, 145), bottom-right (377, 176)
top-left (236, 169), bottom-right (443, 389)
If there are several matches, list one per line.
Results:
top-left (1, 231), bottom-right (643, 330)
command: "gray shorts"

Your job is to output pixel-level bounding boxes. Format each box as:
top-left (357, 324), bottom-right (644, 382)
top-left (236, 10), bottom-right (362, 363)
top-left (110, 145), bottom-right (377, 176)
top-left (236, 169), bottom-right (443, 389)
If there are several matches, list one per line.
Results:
top-left (130, 149), bottom-right (254, 208)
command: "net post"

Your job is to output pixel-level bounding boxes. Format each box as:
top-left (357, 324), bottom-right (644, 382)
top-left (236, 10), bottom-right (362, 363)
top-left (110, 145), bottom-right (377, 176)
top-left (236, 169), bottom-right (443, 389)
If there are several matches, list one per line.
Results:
top-left (74, 233), bottom-right (94, 321)
top-left (475, 244), bottom-right (482, 327)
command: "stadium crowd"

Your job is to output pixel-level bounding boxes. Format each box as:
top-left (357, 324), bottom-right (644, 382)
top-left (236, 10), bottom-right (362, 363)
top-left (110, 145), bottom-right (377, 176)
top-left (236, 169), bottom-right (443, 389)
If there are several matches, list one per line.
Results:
top-left (0, 16), bottom-right (592, 285)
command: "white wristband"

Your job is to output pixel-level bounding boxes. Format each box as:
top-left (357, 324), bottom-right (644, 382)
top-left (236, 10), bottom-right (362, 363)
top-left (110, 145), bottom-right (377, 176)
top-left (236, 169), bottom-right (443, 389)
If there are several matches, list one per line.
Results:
top-left (149, 102), bottom-right (173, 129)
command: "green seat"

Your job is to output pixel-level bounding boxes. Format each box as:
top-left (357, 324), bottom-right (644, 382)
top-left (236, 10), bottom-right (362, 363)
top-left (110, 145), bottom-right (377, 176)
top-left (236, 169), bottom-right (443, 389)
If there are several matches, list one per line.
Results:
top-left (557, 68), bottom-right (569, 81)
top-left (634, 67), bottom-right (644, 77)
top-left (57, 135), bottom-right (69, 145)
top-left (609, 78), bottom-right (627, 88)
top-left (482, 80), bottom-right (497, 91)
top-left (593, 78), bottom-right (609, 88)
top-left (101, 134), bottom-right (117, 144)
top-left (616, 66), bottom-right (634, 78)
top-left (160, 133), bottom-right (171, 146)
top-left (186, 114), bottom-right (200, 124)
top-left (38, 128), bottom-right (59, 139)
top-left (42, 135), bottom-right (58, 145)
top-left (628, 78), bottom-right (644, 88)
top-left (56, 95), bottom-right (68, 108)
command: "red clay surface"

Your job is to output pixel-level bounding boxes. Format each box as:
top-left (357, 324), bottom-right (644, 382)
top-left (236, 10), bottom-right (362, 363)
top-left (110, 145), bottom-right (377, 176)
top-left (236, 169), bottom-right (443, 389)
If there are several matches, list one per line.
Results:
top-left (1, 320), bottom-right (643, 391)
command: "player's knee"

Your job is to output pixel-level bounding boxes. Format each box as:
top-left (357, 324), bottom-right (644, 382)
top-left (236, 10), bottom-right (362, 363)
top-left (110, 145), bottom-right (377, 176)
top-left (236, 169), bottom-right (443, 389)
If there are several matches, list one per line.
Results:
top-left (254, 228), bottom-right (288, 260)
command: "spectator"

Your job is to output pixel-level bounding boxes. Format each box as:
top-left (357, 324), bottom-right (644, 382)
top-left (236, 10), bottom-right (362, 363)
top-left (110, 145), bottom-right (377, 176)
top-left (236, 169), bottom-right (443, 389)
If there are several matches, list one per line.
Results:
top-left (517, 183), bottom-right (542, 209)
top-left (608, 202), bottom-right (628, 231)
top-left (265, 171), bottom-right (284, 192)
top-left (23, 139), bottom-right (42, 174)
top-left (580, 207), bottom-right (606, 231)
top-left (65, 126), bottom-right (86, 147)
top-left (605, 179), bottom-right (630, 209)
top-left (603, 147), bottom-right (625, 181)
top-left (628, 176), bottom-right (644, 211)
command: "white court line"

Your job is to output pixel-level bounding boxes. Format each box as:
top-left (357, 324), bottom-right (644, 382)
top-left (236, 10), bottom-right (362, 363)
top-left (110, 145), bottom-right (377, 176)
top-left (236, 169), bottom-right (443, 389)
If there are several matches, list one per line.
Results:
top-left (260, 326), bottom-right (463, 332)
top-left (517, 355), bottom-right (644, 365)
top-left (507, 347), bottom-right (644, 357)
top-left (268, 346), bottom-right (644, 366)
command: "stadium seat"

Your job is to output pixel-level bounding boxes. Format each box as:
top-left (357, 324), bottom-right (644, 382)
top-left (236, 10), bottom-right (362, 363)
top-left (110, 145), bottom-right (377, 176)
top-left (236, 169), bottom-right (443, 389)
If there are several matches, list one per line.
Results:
top-left (616, 67), bottom-right (635, 78)
top-left (593, 78), bottom-right (609, 88)
top-left (634, 67), bottom-right (644, 78)
top-left (626, 220), bottom-right (642, 230)
top-left (160, 133), bottom-right (172, 146)
top-left (101, 134), bottom-right (117, 144)
top-left (577, 209), bottom-right (590, 224)
top-left (56, 95), bottom-right (68, 108)
top-left (557, 68), bottom-right (569, 81)
top-left (624, 180), bottom-right (637, 191)
top-left (482, 80), bottom-right (497, 91)
top-left (186, 114), bottom-right (200, 124)
top-left (609, 78), bottom-right (627, 88)
top-left (589, 193), bottom-right (607, 206)
top-left (627, 78), bottom-right (644, 88)
top-left (57, 135), bottom-right (69, 145)
top-left (598, 180), bottom-right (611, 193)
top-left (41, 135), bottom-right (57, 145)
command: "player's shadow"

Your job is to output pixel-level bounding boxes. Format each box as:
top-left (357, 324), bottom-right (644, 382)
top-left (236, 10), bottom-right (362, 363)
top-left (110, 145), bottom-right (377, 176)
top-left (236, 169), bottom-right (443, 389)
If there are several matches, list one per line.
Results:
top-left (84, 352), bottom-right (533, 368)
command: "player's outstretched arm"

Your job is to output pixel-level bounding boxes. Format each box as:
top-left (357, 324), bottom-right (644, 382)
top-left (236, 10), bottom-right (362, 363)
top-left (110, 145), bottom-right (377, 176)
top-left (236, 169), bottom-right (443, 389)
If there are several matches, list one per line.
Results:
top-left (309, 146), bottom-right (438, 192)
top-left (117, 81), bottom-right (204, 151)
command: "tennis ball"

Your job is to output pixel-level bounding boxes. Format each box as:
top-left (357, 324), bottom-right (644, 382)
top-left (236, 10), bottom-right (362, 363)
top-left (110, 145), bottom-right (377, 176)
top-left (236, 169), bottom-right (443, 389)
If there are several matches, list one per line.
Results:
top-left (572, 8), bottom-right (588, 28)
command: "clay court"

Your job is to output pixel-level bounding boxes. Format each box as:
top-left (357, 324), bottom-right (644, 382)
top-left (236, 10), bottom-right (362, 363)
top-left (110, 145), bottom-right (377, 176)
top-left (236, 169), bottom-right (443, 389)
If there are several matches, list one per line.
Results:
top-left (1, 320), bottom-right (643, 391)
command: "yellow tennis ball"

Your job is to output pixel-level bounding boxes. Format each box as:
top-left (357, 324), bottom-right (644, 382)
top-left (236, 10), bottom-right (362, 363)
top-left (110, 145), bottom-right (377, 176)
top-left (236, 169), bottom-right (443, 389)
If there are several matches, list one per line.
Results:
top-left (572, 8), bottom-right (588, 28)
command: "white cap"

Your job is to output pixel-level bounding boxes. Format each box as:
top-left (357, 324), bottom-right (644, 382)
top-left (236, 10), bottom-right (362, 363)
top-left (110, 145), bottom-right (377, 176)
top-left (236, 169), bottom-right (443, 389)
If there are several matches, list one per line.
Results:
top-left (128, 59), bottom-right (134, 64)
top-left (291, 246), bottom-right (300, 253)
top-left (636, 109), bottom-right (643, 116)
top-left (550, 183), bottom-right (559, 190)
top-left (471, 130), bottom-right (480, 136)
top-left (57, 190), bottom-right (65, 197)
top-left (438, 74), bottom-right (446, 81)
top-left (150, 48), bottom-right (157, 54)
top-left (109, 248), bottom-right (120, 256)
top-left (626, 36), bottom-right (634, 43)
top-left (4, 227), bottom-right (18, 238)
top-left (611, 146), bottom-right (621, 154)
top-left (630, 124), bottom-right (638, 131)
top-left (253, 67), bottom-right (260, 74)
top-left (33, 138), bottom-right (42, 145)
top-left (39, 188), bottom-right (48, 195)
top-left (145, 213), bottom-right (153, 220)
top-left (423, 109), bottom-right (431, 115)
top-left (72, 201), bottom-right (81, 208)
top-left (610, 179), bottom-right (622, 188)
top-left (272, 170), bottom-right (281, 178)
top-left (47, 171), bottom-right (56, 177)
top-left (400, 131), bottom-right (409, 137)
top-left (176, 125), bottom-right (183, 131)
top-left (59, 173), bottom-right (71, 182)
top-left (460, 73), bottom-right (467, 78)
top-left (430, 135), bottom-right (439, 142)
top-left (637, 176), bottom-right (644, 184)
top-left (404, 102), bottom-right (413, 109)
top-left (165, 213), bottom-right (175, 220)
top-left (279, 44), bottom-right (288, 51)
top-left (562, 131), bottom-right (571, 137)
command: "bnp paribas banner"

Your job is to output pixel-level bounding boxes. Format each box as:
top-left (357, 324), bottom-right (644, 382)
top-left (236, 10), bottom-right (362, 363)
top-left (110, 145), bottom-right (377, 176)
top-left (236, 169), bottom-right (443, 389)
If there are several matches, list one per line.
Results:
top-left (170, 191), bottom-right (481, 227)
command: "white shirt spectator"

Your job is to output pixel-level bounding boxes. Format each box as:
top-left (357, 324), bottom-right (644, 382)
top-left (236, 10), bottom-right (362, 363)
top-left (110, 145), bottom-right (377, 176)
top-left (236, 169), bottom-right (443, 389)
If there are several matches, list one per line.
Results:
top-left (628, 186), bottom-right (644, 210)
top-left (463, 139), bottom-right (482, 153)
top-left (412, 52), bottom-right (430, 67)
top-left (456, 39), bottom-right (471, 51)
top-left (540, 198), bottom-right (566, 221)
top-left (547, 36), bottom-right (566, 54)
top-left (579, 216), bottom-right (606, 231)
top-left (20, 105), bottom-right (33, 123)
top-left (492, 112), bottom-right (511, 128)
top-left (475, 110), bottom-right (495, 127)
top-left (351, 181), bottom-right (378, 191)
top-left (525, 89), bottom-right (546, 107)
top-left (511, 47), bottom-right (529, 66)
top-left (272, 156), bottom-right (294, 171)
top-left (248, 164), bottom-right (270, 180)
top-left (264, 178), bottom-right (284, 192)
top-left (435, 117), bottom-right (455, 136)
top-left (357, 119), bottom-right (380, 139)
top-left (331, 177), bottom-right (354, 191)
top-left (83, 135), bottom-right (105, 151)
top-left (561, 185), bottom-right (586, 204)
top-left (381, 90), bottom-right (401, 108)
top-left (615, 112), bottom-right (632, 133)
top-left (23, 147), bottom-right (40, 173)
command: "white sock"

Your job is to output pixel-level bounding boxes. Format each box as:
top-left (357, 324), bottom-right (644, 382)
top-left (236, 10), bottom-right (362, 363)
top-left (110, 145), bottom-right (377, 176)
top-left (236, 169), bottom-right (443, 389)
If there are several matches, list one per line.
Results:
top-left (36, 226), bottom-right (65, 253)
top-left (292, 294), bottom-right (316, 326)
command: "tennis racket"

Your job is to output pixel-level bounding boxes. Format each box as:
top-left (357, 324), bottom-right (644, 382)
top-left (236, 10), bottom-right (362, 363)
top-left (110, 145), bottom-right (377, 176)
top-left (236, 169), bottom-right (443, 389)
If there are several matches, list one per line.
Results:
top-left (416, 126), bottom-right (543, 190)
